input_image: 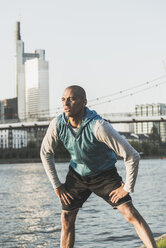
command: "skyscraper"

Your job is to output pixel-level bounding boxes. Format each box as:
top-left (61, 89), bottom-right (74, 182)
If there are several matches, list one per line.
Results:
top-left (15, 22), bottom-right (49, 121)
top-left (25, 57), bottom-right (49, 120)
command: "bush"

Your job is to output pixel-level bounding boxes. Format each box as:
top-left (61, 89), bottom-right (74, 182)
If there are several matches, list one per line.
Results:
top-left (27, 141), bottom-right (37, 148)
top-left (129, 140), bottom-right (161, 156)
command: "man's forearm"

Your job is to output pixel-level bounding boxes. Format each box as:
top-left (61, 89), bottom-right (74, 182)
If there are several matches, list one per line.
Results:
top-left (40, 118), bottom-right (61, 189)
top-left (123, 152), bottom-right (140, 193)
top-left (40, 151), bottom-right (62, 189)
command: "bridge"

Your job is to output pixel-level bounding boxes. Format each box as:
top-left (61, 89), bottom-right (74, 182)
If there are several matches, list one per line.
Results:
top-left (0, 115), bottom-right (166, 149)
top-left (0, 115), bottom-right (166, 130)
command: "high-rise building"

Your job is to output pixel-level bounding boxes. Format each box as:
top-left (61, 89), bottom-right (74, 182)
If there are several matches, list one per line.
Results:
top-left (0, 101), bottom-right (4, 122)
top-left (15, 22), bottom-right (49, 121)
top-left (0, 98), bottom-right (18, 123)
top-left (25, 57), bottom-right (49, 120)
top-left (134, 103), bottom-right (166, 143)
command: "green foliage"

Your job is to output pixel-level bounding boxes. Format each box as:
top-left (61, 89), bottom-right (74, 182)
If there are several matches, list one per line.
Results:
top-left (149, 125), bottom-right (161, 145)
top-left (54, 140), bottom-right (70, 159)
top-left (0, 140), bottom-right (70, 161)
top-left (157, 237), bottom-right (166, 248)
top-left (27, 140), bottom-right (37, 148)
top-left (141, 141), bottom-right (152, 156)
top-left (129, 140), bottom-right (142, 152)
top-left (129, 140), bottom-right (163, 156)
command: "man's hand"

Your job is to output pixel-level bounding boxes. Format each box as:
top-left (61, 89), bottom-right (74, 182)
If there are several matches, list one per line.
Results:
top-left (54, 185), bottom-right (74, 205)
top-left (109, 183), bottom-right (128, 203)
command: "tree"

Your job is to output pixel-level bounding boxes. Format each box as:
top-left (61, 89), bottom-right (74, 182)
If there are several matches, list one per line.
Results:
top-left (27, 140), bottom-right (37, 148)
top-left (129, 140), bottom-right (142, 153)
top-left (149, 125), bottom-right (161, 145)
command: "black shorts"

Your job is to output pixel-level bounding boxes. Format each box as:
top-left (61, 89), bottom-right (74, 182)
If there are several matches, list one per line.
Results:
top-left (62, 166), bottom-right (132, 211)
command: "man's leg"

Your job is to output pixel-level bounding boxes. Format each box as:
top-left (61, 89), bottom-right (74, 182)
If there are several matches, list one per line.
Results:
top-left (61, 208), bottom-right (79, 248)
top-left (117, 202), bottom-right (157, 248)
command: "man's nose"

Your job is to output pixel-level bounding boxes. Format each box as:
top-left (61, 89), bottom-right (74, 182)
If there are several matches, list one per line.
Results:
top-left (63, 99), bottom-right (70, 106)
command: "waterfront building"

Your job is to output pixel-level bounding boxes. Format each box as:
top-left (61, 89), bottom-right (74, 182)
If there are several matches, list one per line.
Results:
top-left (27, 125), bottom-right (48, 148)
top-left (15, 22), bottom-right (49, 121)
top-left (134, 103), bottom-right (166, 143)
top-left (12, 129), bottom-right (27, 148)
top-left (0, 129), bottom-right (27, 149)
top-left (0, 130), bottom-right (8, 148)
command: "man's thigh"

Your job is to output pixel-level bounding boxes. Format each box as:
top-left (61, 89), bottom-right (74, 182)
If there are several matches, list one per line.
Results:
top-left (89, 167), bottom-right (132, 209)
top-left (62, 167), bottom-right (91, 211)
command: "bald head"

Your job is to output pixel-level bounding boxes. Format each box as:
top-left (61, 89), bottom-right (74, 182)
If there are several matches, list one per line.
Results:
top-left (62, 85), bottom-right (87, 118)
top-left (65, 85), bottom-right (86, 100)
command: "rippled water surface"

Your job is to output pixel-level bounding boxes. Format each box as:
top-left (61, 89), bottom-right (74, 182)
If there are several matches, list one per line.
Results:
top-left (0, 159), bottom-right (165, 247)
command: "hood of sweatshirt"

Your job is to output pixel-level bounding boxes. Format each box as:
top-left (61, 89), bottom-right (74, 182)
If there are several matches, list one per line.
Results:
top-left (62, 107), bottom-right (99, 128)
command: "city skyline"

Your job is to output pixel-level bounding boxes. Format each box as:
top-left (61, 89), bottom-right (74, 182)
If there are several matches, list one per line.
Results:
top-left (1, 0), bottom-right (166, 115)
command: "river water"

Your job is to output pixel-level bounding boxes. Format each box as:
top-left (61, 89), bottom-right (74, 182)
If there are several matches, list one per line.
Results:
top-left (0, 159), bottom-right (165, 248)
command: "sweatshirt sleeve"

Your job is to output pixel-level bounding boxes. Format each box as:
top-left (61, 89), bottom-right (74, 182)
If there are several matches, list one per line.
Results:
top-left (94, 119), bottom-right (140, 193)
top-left (40, 118), bottom-right (62, 189)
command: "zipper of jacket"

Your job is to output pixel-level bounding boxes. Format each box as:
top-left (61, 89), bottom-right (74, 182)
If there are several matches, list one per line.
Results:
top-left (67, 121), bottom-right (77, 141)
top-left (66, 117), bottom-right (80, 142)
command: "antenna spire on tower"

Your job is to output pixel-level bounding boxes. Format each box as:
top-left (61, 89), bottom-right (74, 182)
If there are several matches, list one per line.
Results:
top-left (15, 21), bottom-right (21, 41)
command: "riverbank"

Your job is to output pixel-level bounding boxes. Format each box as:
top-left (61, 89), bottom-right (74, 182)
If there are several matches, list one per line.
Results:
top-left (140, 156), bottom-right (166, 160)
top-left (0, 156), bottom-right (166, 164)
top-left (0, 158), bottom-right (70, 164)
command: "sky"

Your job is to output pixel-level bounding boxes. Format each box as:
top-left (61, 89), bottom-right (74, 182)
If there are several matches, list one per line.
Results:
top-left (1, 0), bottom-right (166, 115)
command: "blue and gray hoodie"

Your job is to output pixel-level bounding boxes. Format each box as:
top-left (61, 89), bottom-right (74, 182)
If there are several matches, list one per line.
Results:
top-left (57, 107), bottom-right (117, 176)
top-left (40, 107), bottom-right (140, 193)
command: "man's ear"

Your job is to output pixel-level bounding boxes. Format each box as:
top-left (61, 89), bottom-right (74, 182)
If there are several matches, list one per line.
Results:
top-left (84, 98), bottom-right (87, 106)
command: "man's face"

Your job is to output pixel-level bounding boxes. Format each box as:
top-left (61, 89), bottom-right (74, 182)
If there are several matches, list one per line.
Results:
top-left (62, 88), bottom-right (87, 117)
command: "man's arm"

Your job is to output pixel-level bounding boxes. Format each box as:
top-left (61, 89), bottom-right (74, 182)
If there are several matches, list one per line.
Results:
top-left (94, 119), bottom-right (140, 193)
top-left (40, 118), bottom-right (62, 189)
top-left (40, 118), bottom-right (73, 205)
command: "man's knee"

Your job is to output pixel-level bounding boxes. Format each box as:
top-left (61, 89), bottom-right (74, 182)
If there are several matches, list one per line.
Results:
top-left (118, 202), bottom-right (141, 224)
top-left (61, 209), bottom-right (78, 230)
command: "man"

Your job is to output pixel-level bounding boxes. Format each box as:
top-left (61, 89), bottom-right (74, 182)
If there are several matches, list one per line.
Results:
top-left (40, 85), bottom-right (157, 248)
